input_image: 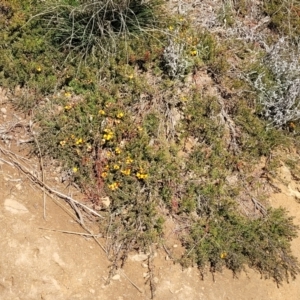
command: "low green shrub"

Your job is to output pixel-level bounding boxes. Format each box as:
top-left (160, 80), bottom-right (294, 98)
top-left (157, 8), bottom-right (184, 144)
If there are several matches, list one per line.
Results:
top-left (182, 206), bottom-right (299, 284)
top-left (263, 0), bottom-right (300, 38)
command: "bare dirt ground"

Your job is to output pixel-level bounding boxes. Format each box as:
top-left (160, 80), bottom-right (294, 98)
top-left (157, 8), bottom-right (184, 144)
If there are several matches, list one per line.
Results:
top-left (1, 102), bottom-right (300, 300)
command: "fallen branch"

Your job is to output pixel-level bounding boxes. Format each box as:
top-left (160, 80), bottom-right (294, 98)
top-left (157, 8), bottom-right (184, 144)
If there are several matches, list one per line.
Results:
top-left (0, 145), bottom-right (104, 219)
top-left (39, 227), bottom-right (102, 237)
top-left (251, 197), bottom-right (267, 216)
top-left (0, 144), bottom-right (107, 254)
top-left (119, 269), bottom-right (143, 294)
top-left (29, 121), bottom-right (47, 219)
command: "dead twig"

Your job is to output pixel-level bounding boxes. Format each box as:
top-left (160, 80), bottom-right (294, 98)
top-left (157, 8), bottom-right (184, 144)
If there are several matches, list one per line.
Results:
top-left (184, 233), bottom-right (208, 258)
top-left (251, 197), bottom-right (267, 216)
top-left (0, 144), bottom-right (108, 254)
top-left (162, 243), bottom-right (173, 260)
top-left (0, 157), bottom-right (14, 166)
top-left (29, 121), bottom-right (47, 219)
top-left (0, 145), bottom-right (104, 218)
top-left (146, 249), bottom-right (156, 299)
top-left (119, 269), bottom-right (143, 294)
top-left (39, 227), bottom-right (102, 237)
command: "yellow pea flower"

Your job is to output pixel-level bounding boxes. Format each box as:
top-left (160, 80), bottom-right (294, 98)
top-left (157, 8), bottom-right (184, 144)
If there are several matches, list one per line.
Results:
top-left (75, 138), bottom-right (83, 145)
top-left (121, 168), bottom-right (131, 176)
top-left (116, 112), bottom-right (124, 119)
top-left (190, 50), bottom-right (197, 56)
top-left (101, 172), bottom-right (108, 178)
top-left (108, 182), bottom-right (119, 190)
top-left (126, 157), bottom-right (133, 164)
top-left (136, 169), bottom-right (148, 180)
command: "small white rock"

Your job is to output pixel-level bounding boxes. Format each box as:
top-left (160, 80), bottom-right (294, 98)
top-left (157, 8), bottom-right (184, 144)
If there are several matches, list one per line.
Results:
top-left (15, 183), bottom-right (22, 191)
top-left (153, 277), bottom-right (159, 284)
top-left (101, 197), bottom-right (111, 208)
top-left (1, 107), bottom-right (7, 114)
top-left (112, 274), bottom-right (120, 281)
top-left (141, 263), bottom-right (148, 268)
top-left (129, 253), bottom-right (148, 262)
top-left (4, 198), bottom-right (28, 214)
top-left (173, 244), bottom-right (178, 248)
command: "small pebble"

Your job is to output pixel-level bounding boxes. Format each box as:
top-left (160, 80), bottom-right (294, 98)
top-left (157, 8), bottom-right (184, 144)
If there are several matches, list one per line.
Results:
top-left (101, 197), bottom-right (110, 208)
top-left (1, 107), bottom-right (7, 114)
top-left (15, 183), bottom-right (22, 191)
top-left (173, 244), bottom-right (178, 248)
top-left (112, 274), bottom-right (120, 281)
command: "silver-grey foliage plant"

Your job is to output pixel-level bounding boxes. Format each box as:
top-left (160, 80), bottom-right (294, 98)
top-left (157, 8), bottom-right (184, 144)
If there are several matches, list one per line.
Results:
top-left (252, 38), bottom-right (300, 128)
top-left (162, 38), bottom-right (187, 78)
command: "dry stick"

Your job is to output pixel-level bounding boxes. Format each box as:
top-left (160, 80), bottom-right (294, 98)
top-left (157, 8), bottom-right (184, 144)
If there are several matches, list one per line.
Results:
top-left (162, 243), bottom-right (173, 260)
top-left (29, 122), bottom-right (46, 219)
top-left (43, 187), bottom-right (77, 220)
top-left (49, 187), bottom-right (104, 219)
top-left (39, 227), bottom-right (102, 237)
top-left (0, 145), bottom-right (107, 254)
top-left (251, 197), bottom-right (267, 216)
top-left (0, 146), bottom-right (104, 218)
top-left (147, 250), bottom-right (156, 299)
top-left (68, 191), bottom-right (85, 226)
top-left (119, 269), bottom-right (143, 294)
top-left (184, 233), bottom-right (208, 258)
top-left (0, 157), bottom-right (14, 167)
top-left (42, 187), bottom-right (107, 254)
